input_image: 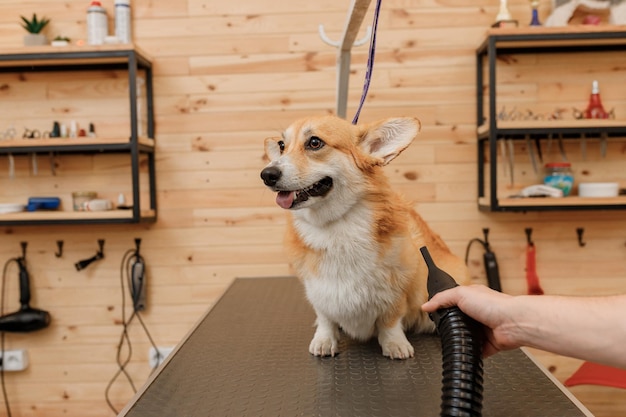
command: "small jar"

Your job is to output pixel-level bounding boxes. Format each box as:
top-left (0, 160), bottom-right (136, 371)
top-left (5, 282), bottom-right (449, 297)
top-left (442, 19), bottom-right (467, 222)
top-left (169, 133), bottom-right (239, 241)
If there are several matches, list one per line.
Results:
top-left (72, 191), bottom-right (97, 211)
top-left (543, 162), bottom-right (574, 196)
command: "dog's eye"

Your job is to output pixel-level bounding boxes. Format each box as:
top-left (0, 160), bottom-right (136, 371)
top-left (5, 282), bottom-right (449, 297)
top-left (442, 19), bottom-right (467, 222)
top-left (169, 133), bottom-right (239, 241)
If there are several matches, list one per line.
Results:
top-left (278, 140), bottom-right (285, 153)
top-left (307, 136), bottom-right (325, 150)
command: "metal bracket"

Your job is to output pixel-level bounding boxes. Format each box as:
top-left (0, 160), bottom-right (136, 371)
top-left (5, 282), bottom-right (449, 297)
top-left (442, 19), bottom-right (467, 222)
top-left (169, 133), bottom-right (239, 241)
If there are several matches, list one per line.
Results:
top-left (318, 24), bottom-right (371, 48)
top-left (318, 0), bottom-right (373, 119)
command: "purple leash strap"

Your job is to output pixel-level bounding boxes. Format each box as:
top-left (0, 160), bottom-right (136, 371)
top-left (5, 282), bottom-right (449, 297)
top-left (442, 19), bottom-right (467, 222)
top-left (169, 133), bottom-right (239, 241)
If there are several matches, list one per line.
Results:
top-left (352, 0), bottom-right (383, 125)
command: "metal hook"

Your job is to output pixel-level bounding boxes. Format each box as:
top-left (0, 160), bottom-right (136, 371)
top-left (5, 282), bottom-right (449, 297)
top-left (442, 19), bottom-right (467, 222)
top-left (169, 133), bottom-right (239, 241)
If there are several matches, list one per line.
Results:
top-left (318, 24), bottom-right (372, 47)
top-left (576, 227), bottom-right (586, 247)
top-left (55, 240), bottom-right (64, 258)
top-left (482, 228), bottom-right (490, 242)
top-left (525, 228), bottom-right (534, 246)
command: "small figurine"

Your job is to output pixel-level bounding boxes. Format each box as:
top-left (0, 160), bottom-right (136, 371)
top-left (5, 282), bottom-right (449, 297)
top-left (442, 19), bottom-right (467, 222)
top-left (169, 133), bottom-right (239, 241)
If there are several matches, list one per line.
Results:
top-left (529, 0), bottom-right (542, 25)
top-left (493, 0), bottom-right (519, 27)
top-left (496, 0), bottom-right (513, 21)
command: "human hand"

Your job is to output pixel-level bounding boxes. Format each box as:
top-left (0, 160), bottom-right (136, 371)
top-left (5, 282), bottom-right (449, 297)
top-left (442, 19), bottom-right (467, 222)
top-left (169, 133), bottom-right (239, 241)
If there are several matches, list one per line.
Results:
top-left (421, 285), bottom-right (521, 358)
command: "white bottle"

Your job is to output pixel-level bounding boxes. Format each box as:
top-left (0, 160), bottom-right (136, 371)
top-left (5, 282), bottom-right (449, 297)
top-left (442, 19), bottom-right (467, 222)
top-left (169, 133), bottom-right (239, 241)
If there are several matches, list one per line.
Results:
top-left (115, 0), bottom-right (132, 44)
top-left (87, 0), bottom-right (108, 45)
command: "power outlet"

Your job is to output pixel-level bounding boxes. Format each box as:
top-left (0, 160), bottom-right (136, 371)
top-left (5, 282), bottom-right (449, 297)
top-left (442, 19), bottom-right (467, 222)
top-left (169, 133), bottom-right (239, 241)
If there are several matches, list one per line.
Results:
top-left (0, 349), bottom-right (28, 372)
top-left (148, 346), bottom-right (174, 368)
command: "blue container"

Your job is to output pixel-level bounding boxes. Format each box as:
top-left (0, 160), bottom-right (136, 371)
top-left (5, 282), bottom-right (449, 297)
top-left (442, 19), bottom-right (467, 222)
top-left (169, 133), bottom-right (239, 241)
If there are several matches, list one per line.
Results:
top-left (27, 197), bottom-right (61, 211)
top-left (543, 162), bottom-right (573, 196)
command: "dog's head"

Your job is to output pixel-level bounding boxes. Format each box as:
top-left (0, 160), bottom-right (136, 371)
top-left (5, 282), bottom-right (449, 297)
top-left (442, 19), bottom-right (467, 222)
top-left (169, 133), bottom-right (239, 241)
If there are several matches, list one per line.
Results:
top-left (260, 115), bottom-right (420, 213)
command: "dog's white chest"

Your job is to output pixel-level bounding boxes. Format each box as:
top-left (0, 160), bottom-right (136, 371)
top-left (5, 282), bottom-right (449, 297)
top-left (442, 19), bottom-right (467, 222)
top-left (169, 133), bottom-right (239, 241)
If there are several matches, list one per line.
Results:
top-left (294, 209), bottom-right (395, 339)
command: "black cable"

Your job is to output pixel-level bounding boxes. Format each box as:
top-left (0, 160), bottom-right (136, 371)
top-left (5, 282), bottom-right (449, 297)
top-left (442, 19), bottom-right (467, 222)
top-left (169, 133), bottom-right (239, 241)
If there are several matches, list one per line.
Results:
top-left (464, 238), bottom-right (488, 266)
top-left (105, 247), bottom-right (161, 415)
top-left (1, 258), bottom-right (17, 417)
top-left (465, 231), bottom-right (502, 292)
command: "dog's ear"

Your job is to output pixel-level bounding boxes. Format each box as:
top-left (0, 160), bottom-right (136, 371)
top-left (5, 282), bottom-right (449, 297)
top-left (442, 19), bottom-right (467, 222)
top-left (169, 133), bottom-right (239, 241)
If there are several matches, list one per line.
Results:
top-left (358, 117), bottom-right (420, 165)
top-left (264, 136), bottom-right (283, 161)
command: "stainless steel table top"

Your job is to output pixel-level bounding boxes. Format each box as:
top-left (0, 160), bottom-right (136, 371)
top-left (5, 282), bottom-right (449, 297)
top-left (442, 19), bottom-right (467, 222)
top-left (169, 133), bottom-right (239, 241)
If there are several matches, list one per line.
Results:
top-left (120, 277), bottom-right (591, 417)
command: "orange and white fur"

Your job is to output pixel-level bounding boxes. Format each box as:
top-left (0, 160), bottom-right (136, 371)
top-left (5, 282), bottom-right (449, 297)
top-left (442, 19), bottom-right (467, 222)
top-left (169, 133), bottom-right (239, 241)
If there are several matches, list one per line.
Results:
top-left (260, 115), bottom-right (469, 359)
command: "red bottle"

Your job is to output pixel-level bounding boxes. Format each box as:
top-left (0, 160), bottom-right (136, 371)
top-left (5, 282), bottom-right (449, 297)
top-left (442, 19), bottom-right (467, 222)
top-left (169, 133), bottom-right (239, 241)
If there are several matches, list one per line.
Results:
top-left (584, 80), bottom-right (609, 119)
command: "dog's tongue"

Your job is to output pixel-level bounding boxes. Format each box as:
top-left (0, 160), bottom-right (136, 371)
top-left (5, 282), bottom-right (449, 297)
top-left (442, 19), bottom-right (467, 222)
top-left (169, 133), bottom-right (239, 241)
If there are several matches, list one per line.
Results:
top-left (276, 191), bottom-right (295, 209)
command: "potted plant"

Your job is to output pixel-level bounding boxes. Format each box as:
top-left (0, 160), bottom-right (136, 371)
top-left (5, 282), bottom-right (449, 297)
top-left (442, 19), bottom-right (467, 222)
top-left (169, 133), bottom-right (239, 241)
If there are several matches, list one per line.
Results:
top-left (20, 13), bottom-right (50, 46)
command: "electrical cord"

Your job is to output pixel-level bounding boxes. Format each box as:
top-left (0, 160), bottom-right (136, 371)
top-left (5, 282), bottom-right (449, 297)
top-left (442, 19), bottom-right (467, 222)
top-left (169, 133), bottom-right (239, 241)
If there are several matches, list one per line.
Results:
top-left (105, 247), bottom-right (161, 415)
top-left (464, 237), bottom-right (488, 266)
top-left (1, 258), bottom-right (17, 417)
top-left (465, 229), bottom-right (502, 292)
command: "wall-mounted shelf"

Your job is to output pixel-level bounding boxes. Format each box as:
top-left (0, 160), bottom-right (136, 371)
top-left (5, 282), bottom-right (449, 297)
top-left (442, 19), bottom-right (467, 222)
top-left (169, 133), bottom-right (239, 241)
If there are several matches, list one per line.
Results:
top-left (0, 45), bottom-right (156, 225)
top-left (476, 26), bottom-right (626, 212)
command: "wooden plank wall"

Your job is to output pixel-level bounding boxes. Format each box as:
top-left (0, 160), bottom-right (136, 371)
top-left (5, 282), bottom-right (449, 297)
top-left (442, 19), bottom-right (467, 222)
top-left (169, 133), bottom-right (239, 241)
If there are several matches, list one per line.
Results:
top-left (0, 0), bottom-right (625, 415)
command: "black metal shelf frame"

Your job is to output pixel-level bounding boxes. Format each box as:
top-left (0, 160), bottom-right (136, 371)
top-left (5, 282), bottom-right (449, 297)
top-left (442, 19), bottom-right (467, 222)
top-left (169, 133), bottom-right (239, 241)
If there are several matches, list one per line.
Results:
top-left (0, 47), bottom-right (156, 225)
top-left (476, 30), bottom-right (626, 212)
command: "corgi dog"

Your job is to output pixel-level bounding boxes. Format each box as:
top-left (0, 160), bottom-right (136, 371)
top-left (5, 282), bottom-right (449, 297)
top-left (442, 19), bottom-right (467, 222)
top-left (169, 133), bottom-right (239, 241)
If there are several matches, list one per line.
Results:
top-left (260, 115), bottom-right (469, 359)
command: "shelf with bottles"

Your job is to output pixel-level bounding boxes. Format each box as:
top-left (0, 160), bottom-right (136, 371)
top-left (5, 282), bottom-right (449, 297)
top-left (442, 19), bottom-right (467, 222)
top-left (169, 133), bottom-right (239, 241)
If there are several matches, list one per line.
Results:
top-left (476, 27), bottom-right (626, 212)
top-left (0, 136), bottom-right (155, 153)
top-left (0, 43), bottom-right (151, 68)
top-left (0, 208), bottom-right (157, 225)
top-left (0, 46), bottom-right (156, 225)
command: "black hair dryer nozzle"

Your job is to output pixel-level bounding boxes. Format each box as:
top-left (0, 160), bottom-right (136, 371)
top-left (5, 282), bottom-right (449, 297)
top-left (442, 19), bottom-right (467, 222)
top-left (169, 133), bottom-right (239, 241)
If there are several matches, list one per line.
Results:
top-left (420, 246), bottom-right (485, 417)
top-left (0, 254), bottom-right (51, 333)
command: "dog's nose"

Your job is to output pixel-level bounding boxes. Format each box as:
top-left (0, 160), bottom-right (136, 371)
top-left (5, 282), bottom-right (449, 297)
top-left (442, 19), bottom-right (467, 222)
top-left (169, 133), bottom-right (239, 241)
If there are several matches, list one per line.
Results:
top-left (261, 166), bottom-right (282, 187)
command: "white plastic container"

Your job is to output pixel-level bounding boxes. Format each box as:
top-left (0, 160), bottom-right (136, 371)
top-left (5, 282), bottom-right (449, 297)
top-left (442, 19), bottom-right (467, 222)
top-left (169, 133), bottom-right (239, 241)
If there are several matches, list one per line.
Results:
top-left (578, 182), bottom-right (619, 198)
top-left (114, 0), bottom-right (132, 44)
top-left (87, 0), bottom-right (108, 45)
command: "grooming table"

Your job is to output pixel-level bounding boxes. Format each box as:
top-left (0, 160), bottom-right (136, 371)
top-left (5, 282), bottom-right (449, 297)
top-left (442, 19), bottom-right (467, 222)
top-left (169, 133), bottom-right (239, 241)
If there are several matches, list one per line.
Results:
top-left (119, 277), bottom-right (592, 417)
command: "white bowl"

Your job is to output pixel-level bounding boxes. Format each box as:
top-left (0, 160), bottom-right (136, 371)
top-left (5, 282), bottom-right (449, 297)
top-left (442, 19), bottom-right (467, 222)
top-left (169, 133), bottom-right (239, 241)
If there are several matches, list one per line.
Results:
top-left (578, 182), bottom-right (619, 198)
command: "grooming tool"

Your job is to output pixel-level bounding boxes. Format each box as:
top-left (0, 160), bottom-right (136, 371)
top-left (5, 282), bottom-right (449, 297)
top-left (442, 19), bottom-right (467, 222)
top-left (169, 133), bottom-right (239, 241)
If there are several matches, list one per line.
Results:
top-left (545, 133), bottom-right (553, 157)
top-left (421, 246), bottom-right (484, 417)
top-left (534, 136), bottom-right (543, 163)
top-left (500, 139), bottom-right (508, 178)
top-left (31, 153), bottom-right (38, 176)
top-left (525, 231), bottom-right (544, 295)
top-left (600, 132), bottom-right (608, 159)
top-left (557, 133), bottom-right (568, 162)
top-left (507, 139), bottom-right (515, 185)
top-left (8, 153), bottom-right (15, 179)
top-left (525, 134), bottom-right (538, 174)
top-left (0, 243), bottom-right (51, 333)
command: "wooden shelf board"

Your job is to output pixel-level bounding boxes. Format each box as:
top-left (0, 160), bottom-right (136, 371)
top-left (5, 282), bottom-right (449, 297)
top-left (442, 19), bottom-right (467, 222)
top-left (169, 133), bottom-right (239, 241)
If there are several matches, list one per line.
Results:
top-left (0, 137), bottom-right (154, 148)
top-left (479, 196), bottom-right (626, 208)
top-left (0, 209), bottom-right (155, 222)
top-left (485, 25), bottom-right (626, 48)
top-left (487, 24), bottom-right (626, 37)
top-left (477, 120), bottom-right (626, 136)
top-left (0, 43), bottom-right (152, 66)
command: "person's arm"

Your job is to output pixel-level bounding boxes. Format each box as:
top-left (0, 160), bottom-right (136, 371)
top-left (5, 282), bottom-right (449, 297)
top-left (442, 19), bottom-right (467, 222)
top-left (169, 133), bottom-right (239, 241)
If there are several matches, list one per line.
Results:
top-left (421, 285), bottom-right (626, 369)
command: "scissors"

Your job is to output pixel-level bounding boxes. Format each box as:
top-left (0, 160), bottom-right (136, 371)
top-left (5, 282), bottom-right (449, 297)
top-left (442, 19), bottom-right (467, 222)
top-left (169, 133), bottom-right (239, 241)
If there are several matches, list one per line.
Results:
top-left (0, 126), bottom-right (17, 140)
top-left (23, 128), bottom-right (42, 139)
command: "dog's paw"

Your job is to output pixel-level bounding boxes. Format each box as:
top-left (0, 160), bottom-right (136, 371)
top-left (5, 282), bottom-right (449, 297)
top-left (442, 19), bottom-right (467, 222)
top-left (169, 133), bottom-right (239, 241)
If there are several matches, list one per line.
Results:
top-left (309, 336), bottom-right (338, 357)
top-left (381, 339), bottom-right (415, 360)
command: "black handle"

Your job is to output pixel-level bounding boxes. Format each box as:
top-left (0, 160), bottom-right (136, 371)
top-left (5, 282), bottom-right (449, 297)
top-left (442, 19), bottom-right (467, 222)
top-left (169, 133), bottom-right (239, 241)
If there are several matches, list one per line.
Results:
top-left (483, 251), bottom-right (502, 292)
top-left (17, 258), bottom-right (31, 308)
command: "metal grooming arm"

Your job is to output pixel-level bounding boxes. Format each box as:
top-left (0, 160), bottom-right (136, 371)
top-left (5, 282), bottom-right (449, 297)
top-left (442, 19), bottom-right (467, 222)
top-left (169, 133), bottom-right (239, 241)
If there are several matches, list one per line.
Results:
top-left (319, 0), bottom-right (373, 118)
